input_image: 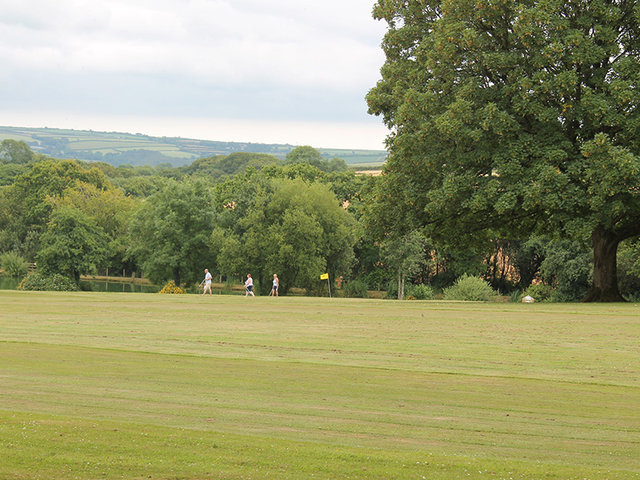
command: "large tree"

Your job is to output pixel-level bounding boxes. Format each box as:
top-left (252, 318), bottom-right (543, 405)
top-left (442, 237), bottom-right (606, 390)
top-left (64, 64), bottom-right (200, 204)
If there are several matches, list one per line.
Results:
top-left (211, 175), bottom-right (357, 294)
top-left (0, 159), bottom-right (109, 258)
top-left (367, 0), bottom-right (640, 301)
top-left (37, 206), bottom-right (109, 283)
top-left (127, 180), bottom-right (215, 286)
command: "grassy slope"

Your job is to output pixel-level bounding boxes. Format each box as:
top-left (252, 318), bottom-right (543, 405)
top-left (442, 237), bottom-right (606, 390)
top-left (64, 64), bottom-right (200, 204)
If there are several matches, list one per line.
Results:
top-left (0, 126), bottom-right (387, 166)
top-left (1, 291), bottom-right (639, 479)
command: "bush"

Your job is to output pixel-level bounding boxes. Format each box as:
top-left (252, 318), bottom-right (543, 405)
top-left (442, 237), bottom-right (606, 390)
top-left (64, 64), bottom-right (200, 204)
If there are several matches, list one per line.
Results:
top-left (443, 274), bottom-right (496, 301)
top-left (158, 280), bottom-right (187, 294)
top-left (540, 239), bottom-right (591, 301)
top-left (524, 283), bottom-right (555, 303)
top-left (509, 290), bottom-right (523, 303)
top-left (0, 251), bottom-right (29, 277)
top-left (18, 272), bottom-right (79, 291)
top-left (385, 280), bottom-right (398, 299)
top-left (343, 280), bottom-right (369, 298)
top-left (405, 283), bottom-right (434, 300)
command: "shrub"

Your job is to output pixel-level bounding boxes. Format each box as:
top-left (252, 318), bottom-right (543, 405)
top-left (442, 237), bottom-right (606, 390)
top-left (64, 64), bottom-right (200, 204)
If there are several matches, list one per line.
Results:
top-left (385, 280), bottom-right (399, 299)
top-left (443, 274), bottom-right (496, 301)
top-left (523, 283), bottom-right (555, 302)
top-left (0, 251), bottom-right (29, 278)
top-left (509, 290), bottom-right (523, 303)
top-left (343, 279), bottom-right (369, 298)
top-left (540, 240), bottom-right (591, 301)
top-left (405, 283), bottom-right (434, 300)
top-left (158, 280), bottom-right (186, 294)
top-left (18, 272), bottom-right (79, 291)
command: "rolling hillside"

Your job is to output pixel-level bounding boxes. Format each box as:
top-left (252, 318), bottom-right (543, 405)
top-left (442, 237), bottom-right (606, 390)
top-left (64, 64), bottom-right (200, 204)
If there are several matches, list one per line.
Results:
top-left (0, 125), bottom-right (387, 167)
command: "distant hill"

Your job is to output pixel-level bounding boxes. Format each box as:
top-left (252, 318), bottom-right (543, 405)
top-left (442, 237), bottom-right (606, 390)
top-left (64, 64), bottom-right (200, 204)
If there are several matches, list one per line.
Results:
top-left (0, 125), bottom-right (387, 167)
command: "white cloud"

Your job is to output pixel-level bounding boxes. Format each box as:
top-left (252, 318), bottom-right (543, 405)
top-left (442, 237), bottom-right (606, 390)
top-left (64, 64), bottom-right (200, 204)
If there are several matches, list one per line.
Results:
top-left (0, 0), bottom-right (389, 148)
top-left (0, 0), bottom-right (385, 89)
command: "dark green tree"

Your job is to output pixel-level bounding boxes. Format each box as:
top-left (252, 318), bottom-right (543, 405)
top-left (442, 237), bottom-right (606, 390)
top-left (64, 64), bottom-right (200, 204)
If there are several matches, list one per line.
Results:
top-left (127, 180), bottom-right (215, 286)
top-left (367, 0), bottom-right (640, 301)
top-left (286, 146), bottom-right (348, 173)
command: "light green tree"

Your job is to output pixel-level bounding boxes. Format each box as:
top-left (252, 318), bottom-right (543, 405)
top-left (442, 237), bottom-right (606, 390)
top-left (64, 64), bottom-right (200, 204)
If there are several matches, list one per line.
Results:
top-left (0, 159), bottom-right (109, 258)
top-left (212, 176), bottom-right (357, 295)
top-left (37, 207), bottom-right (109, 283)
top-left (381, 230), bottom-right (426, 299)
top-left (48, 181), bottom-right (136, 271)
top-left (367, 0), bottom-right (640, 301)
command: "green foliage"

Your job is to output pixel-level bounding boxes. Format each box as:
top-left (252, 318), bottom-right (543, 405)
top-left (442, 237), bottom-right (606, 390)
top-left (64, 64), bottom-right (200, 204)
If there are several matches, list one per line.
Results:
top-left (127, 180), bottom-right (215, 286)
top-left (381, 230), bottom-right (427, 299)
top-left (18, 272), bottom-right (79, 291)
top-left (367, 0), bottom-right (640, 301)
top-left (212, 175), bottom-right (357, 295)
top-left (618, 238), bottom-right (640, 300)
top-left (540, 240), bottom-right (592, 302)
top-left (443, 275), bottom-right (496, 302)
top-left (524, 283), bottom-right (555, 303)
top-left (0, 163), bottom-right (29, 187)
top-left (286, 146), bottom-right (348, 173)
top-left (342, 279), bottom-right (369, 298)
top-left (385, 279), bottom-right (398, 299)
top-left (37, 207), bottom-right (109, 282)
top-left (0, 159), bottom-right (110, 258)
top-left (509, 290), bottom-right (523, 303)
top-left (0, 251), bottom-right (29, 277)
top-left (181, 152), bottom-right (282, 181)
top-left (0, 139), bottom-right (37, 164)
top-left (405, 283), bottom-right (434, 300)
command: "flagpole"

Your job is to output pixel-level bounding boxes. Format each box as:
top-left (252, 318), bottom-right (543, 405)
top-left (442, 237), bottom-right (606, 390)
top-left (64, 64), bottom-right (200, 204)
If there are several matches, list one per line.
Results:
top-left (320, 273), bottom-right (331, 298)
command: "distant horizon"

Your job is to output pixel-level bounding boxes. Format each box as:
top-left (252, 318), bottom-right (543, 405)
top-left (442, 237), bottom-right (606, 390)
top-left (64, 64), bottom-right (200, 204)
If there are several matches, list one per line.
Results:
top-left (1, 2), bottom-right (388, 153)
top-left (0, 112), bottom-right (389, 152)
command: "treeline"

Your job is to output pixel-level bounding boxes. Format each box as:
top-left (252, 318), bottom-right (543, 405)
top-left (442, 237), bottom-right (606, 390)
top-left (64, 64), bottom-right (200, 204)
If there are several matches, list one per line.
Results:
top-left (1, 139), bottom-right (640, 300)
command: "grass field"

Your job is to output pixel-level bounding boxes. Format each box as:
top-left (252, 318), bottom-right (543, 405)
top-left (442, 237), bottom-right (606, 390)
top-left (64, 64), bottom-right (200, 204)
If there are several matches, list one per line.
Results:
top-left (1, 291), bottom-right (639, 479)
top-left (0, 126), bottom-right (387, 166)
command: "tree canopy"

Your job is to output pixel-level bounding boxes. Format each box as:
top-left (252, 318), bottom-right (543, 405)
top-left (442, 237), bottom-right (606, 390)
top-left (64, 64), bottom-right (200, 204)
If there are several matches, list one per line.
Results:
top-left (367, 0), bottom-right (640, 301)
top-left (127, 180), bottom-right (215, 286)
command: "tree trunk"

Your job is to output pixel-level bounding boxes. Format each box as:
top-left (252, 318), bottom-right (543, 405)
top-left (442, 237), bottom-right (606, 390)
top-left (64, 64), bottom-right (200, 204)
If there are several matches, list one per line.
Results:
top-left (397, 270), bottom-right (405, 300)
top-left (584, 227), bottom-right (625, 302)
top-left (173, 267), bottom-right (181, 287)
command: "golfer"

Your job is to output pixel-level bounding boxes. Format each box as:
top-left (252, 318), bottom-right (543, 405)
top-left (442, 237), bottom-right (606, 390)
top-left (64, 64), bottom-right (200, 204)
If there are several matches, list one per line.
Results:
top-left (245, 274), bottom-right (255, 297)
top-left (202, 269), bottom-right (212, 296)
top-left (270, 274), bottom-right (279, 297)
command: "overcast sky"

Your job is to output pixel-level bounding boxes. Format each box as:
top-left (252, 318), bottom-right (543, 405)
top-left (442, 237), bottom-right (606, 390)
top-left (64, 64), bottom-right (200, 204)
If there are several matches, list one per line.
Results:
top-left (0, 0), bottom-right (389, 150)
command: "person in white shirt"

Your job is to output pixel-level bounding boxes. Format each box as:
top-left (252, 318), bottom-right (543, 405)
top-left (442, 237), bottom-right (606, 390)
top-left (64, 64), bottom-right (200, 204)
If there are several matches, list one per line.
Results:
top-left (202, 269), bottom-right (213, 296)
top-left (269, 274), bottom-right (279, 297)
top-left (245, 274), bottom-right (255, 297)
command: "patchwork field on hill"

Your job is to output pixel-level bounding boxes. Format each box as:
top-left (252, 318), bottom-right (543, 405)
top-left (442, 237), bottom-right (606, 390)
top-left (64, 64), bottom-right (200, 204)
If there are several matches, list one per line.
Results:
top-left (0, 126), bottom-right (387, 167)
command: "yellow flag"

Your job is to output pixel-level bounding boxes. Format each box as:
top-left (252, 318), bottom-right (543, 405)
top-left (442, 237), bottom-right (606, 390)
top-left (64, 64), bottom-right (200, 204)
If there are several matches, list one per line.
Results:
top-left (320, 273), bottom-right (329, 280)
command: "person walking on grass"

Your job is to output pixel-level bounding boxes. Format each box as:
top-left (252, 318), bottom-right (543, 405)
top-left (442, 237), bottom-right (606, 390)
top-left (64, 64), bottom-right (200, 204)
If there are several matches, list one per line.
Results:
top-left (270, 274), bottom-right (279, 297)
top-left (245, 274), bottom-right (255, 297)
top-left (201, 269), bottom-right (213, 296)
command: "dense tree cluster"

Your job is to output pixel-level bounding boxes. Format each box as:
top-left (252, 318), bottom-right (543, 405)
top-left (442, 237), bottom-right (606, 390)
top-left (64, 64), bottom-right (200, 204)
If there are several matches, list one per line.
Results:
top-left (1, 116), bottom-right (639, 301)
